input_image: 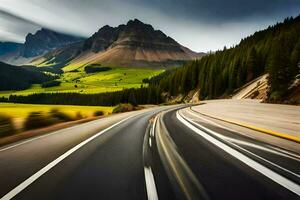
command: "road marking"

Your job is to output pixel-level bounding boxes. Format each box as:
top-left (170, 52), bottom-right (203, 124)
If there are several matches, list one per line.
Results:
top-left (190, 108), bottom-right (300, 143)
top-left (270, 146), bottom-right (300, 160)
top-left (0, 116), bottom-right (133, 200)
top-left (156, 112), bottom-right (210, 200)
top-left (149, 137), bottom-right (152, 147)
top-left (144, 116), bottom-right (159, 200)
top-left (144, 167), bottom-right (159, 200)
top-left (177, 111), bottom-right (300, 196)
top-left (185, 109), bottom-right (300, 161)
top-left (156, 115), bottom-right (193, 200)
top-left (226, 138), bottom-right (300, 163)
top-left (186, 109), bottom-right (300, 178)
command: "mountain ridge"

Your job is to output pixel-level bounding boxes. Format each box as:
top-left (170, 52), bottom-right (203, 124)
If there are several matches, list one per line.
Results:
top-left (21, 28), bottom-right (84, 58)
top-left (0, 29), bottom-right (85, 65)
top-left (34, 19), bottom-right (204, 69)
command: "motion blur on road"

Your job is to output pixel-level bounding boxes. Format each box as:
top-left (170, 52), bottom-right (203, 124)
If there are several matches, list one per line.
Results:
top-left (0, 100), bottom-right (299, 200)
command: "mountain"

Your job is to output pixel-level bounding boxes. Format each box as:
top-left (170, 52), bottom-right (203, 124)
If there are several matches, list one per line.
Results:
top-left (0, 42), bottom-right (22, 56)
top-left (35, 19), bottom-right (204, 69)
top-left (0, 29), bottom-right (84, 65)
top-left (0, 62), bottom-right (54, 91)
top-left (31, 41), bottom-right (83, 72)
top-left (21, 28), bottom-right (84, 58)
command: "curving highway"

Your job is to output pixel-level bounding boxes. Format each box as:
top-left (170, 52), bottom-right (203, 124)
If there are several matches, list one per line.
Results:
top-left (0, 104), bottom-right (299, 200)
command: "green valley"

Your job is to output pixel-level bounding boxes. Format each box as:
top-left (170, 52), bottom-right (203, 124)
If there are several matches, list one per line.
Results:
top-left (0, 66), bottom-right (164, 97)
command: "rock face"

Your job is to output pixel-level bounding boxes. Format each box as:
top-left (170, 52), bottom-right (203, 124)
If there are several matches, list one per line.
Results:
top-left (112, 19), bottom-right (182, 51)
top-left (82, 19), bottom-right (182, 53)
top-left (33, 19), bottom-right (204, 68)
top-left (21, 28), bottom-right (83, 58)
top-left (73, 19), bottom-right (202, 66)
top-left (81, 25), bottom-right (120, 53)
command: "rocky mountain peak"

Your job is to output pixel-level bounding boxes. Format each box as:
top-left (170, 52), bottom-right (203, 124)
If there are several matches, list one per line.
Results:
top-left (21, 28), bottom-right (84, 58)
top-left (31, 19), bottom-right (202, 68)
top-left (82, 19), bottom-right (180, 53)
top-left (126, 19), bottom-right (149, 27)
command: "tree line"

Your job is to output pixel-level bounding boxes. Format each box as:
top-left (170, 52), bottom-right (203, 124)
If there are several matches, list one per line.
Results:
top-left (156, 16), bottom-right (300, 100)
top-left (0, 62), bottom-right (55, 91)
top-left (7, 86), bottom-right (162, 106)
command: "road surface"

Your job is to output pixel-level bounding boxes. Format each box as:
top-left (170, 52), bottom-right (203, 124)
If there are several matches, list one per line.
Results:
top-left (0, 102), bottom-right (299, 200)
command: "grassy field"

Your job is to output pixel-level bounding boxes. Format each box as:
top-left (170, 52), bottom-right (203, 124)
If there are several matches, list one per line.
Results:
top-left (0, 103), bottom-right (114, 119)
top-left (0, 67), bottom-right (164, 97)
top-left (0, 103), bottom-right (115, 132)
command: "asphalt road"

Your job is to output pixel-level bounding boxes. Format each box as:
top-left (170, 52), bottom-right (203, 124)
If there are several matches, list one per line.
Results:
top-left (0, 104), bottom-right (299, 200)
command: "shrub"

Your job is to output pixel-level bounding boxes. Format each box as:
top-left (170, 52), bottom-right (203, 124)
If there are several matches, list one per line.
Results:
top-left (84, 65), bottom-right (112, 73)
top-left (69, 69), bottom-right (79, 72)
top-left (0, 97), bottom-right (8, 102)
top-left (0, 115), bottom-right (15, 137)
top-left (94, 110), bottom-right (105, 116)
top-left (76, 112), bottom-right (84, 120)
top-left (113, 104), bottom-right (134, 113)
top-left (41, 80), bottom-right (61, 88)
top-left (24, 112), bottom-right (57, 130)
top-left (49, 109), bottom-right (72, 122)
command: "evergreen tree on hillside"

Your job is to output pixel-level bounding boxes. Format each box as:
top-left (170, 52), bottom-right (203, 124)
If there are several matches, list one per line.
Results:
top-left (245, 48), bottom-right (256, 82)
top-left (156, 15), bottom-right (300, 101)
top-left (267, 35), bottom-right (295, 99)
top-left (291, 39), bottom-right (300, 71)
top-left (128, 91), bottom-right (137, 106)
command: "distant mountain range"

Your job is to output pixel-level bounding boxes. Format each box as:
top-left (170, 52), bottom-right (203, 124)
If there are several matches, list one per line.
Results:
top-left (21, 28), bottom-right (83, 58)
top-left (0, 29), bottom-right (84, 65)
top-left (0, 19), bottom-right (204, 68)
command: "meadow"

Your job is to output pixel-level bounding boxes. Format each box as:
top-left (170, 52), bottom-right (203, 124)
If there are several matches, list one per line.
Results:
top-left (0, 67), bottom-right (164, 97)
top-left (0, 103), bottom-right (114, 118)
top-left (0, 103), bottom-right (114, 130)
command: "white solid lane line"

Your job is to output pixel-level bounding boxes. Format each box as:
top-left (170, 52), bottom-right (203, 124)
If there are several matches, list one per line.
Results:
top-left (0, 116), bottom-right (134, 200)
top-left (144, 116), bottom-right (159, 200)
top-left (186, 109), bottom-right (300, 161)
top-left (176, 111), bottom-right (300, 196)
top-left (144, 167), bottom-right (159, 200)
top-left (186, 110), bottom-right (300, 178)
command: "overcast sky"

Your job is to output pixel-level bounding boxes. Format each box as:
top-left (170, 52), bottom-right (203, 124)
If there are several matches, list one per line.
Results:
top-left (0, 0), bottom-right (299, 52)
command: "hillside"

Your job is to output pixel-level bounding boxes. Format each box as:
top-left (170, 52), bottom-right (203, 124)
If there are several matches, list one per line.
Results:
top-left (0, 62), bottom-right (54, 91)
top-left (31, 41), bottom-right (84, 73)
top-left (231, 74), bottom-right (268, 100)
top-left (21, 28), bottom-right (84, 58)
top-left (154, 16), bottom-right (300, 103)
top-left (35, 19), bottom-right (203, 70)
top-left (0, 29), bottom-right (84, 65)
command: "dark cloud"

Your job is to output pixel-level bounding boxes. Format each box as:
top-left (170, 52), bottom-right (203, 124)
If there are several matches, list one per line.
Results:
top-left (0, 0), bottom-right (299, 51)
top-left (137, 0), bottom-right (300, 23)
top-left (0, 10), bottom-right (39, 42)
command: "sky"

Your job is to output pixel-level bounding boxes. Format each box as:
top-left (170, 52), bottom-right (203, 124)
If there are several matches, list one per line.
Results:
top-left (0, 0), bottom-right (299, 52)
